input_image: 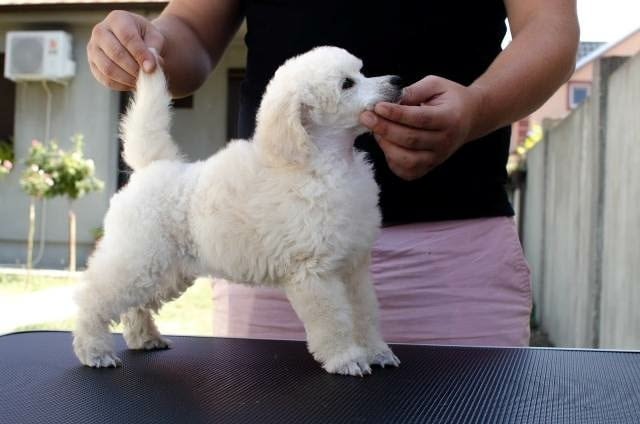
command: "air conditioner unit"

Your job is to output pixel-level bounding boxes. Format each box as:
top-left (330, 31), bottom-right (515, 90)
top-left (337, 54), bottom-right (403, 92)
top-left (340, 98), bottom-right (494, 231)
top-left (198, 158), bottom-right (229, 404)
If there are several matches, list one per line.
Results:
top-left (4, 31), bottom-right (75, 82)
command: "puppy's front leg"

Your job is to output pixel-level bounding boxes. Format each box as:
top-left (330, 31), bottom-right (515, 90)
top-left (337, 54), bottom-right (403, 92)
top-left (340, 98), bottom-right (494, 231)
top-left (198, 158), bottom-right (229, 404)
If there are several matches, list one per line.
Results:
top-left (285, 275), bottom-right (371, 376)
top-left (346, 259), bottom-right (400, 369)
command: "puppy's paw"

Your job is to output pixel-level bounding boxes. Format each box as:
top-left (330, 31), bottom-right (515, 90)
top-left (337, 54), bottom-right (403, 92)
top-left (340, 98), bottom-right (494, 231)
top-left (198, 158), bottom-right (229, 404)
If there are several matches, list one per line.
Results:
top-left (82, 351), bottom-right (122, 368)
top-left (140, 336), bottom-right (172, 351)
top-left (370, 348), bottom-right (401, 368)
top-left (124, 332), bottom-right (172, 350)
top-left (74, 337), bottom-right (121, 368)
top-left (322, 346), bottom-right (372, 377)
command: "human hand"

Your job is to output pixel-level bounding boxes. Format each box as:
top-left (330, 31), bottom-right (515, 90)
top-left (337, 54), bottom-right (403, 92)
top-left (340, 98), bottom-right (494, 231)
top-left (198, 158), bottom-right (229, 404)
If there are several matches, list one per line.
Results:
top-left (87, 10), bottom-right (166, 90)
top-left (359, 75), bottom-right (485, 181)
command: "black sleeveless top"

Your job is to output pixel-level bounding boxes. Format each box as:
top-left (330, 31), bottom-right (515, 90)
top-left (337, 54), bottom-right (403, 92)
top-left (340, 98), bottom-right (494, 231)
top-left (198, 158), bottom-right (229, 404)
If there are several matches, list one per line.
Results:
top-left (238, 0), bottom-right (514, 223)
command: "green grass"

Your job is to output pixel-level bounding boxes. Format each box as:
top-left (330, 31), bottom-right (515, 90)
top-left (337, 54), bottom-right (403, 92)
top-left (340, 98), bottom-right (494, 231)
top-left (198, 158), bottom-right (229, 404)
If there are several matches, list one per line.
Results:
top-left (153, 278), bottom-right (214, 335)
top-left (13, 318), bottom-right (74, 333)
top-left (4, 275), bottom-right (214, 336)
top-left (0, 273), bottom-right (76, 294)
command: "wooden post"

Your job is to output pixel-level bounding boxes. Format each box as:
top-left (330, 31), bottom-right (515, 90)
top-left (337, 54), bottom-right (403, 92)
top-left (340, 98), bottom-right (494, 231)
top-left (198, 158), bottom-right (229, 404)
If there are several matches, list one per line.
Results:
top-left (69, 206), bottom-right (76, 272)
top-left (26, 197), bottom-right (35, 285)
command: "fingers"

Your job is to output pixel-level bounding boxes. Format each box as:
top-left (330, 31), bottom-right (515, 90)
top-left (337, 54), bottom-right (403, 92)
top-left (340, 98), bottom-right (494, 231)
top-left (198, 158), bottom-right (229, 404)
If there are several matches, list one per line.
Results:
top-left (87, 10), bottom-right (164, 90)
top-left (108, 11), bottom-right (158, 72)
top-left (92, 25), bottom-right (139, 78)
top-left (359, 106), bottom-right (453, 180)
top-left (360, 111), bottom-right (445, 150)
top-left (90, 48), bottom-right (136, 88)
top-left (373, 102), bottom-right (446, 131)
top-left (401, 75), bottom-right (446, 106)
top-left (89, 60), bottom-right (133, 91)
top-left (375, 135), bottom-right (436, 181)
top-left (143, 29), bottom-right (166, 60)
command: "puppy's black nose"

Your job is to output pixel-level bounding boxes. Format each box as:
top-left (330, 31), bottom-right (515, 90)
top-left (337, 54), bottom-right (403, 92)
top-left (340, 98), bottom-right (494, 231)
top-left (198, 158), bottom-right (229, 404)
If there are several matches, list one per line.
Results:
top-left (389, 75), bottom-right (403, 88)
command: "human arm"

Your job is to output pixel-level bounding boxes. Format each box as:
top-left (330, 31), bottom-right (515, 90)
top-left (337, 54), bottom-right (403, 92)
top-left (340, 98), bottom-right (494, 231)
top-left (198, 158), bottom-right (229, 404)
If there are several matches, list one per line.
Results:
top-left (86, 0), bottom-right (244, 97)
top-left (359, 0), bottom-right (579, 181)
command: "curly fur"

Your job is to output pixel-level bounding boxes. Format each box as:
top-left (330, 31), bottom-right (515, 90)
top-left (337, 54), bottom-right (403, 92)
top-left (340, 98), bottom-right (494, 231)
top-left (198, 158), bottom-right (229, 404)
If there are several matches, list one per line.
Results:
top-left (73, 46), bottom-right (401, 376)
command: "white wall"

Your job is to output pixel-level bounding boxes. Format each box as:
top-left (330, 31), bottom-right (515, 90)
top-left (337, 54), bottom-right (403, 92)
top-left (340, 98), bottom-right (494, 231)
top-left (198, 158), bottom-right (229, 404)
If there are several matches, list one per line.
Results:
top-left (173, 39), bottom-right (246, 161)
top-left (0, 9), bottom-right (247, 269)
top-left (0, 17), bottom-right (119, 268)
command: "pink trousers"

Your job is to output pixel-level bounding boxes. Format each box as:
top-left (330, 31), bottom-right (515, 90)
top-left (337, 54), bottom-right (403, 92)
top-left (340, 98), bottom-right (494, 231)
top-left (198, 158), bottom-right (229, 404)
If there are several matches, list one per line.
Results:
top-left (211, 216), bottom-right (532, 346)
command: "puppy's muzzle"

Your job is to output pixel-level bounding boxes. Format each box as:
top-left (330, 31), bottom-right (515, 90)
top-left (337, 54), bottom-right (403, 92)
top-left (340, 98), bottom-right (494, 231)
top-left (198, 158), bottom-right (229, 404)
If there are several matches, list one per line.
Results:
top-left (389, 75), bottom-right (403, 89)
top-left (385, 75), bottom-right (403, 103)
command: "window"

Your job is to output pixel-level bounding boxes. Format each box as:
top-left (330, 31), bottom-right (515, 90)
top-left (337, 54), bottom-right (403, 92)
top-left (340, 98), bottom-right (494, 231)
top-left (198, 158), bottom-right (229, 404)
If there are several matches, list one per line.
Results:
top-left (172, 95), bottom-right (194, 109)
top-left (0, 54), bottom-right (16, 143)
top-left (227, 68), bottom-right (245, 140)
top-left (117, 92), bottom-right (133, 189)
top-left (568, 82), bottom-right (591, 109)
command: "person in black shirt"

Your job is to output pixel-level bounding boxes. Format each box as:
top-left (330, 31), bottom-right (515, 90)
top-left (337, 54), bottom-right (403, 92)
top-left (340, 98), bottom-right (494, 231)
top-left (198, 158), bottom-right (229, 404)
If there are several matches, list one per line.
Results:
top-left (87, 0), bottom-right (578, 345)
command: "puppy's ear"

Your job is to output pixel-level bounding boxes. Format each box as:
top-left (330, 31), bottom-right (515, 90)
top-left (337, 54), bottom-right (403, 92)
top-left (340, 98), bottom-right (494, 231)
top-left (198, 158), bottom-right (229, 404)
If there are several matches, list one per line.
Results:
top-left (254, 84), bottom-right (313, 167)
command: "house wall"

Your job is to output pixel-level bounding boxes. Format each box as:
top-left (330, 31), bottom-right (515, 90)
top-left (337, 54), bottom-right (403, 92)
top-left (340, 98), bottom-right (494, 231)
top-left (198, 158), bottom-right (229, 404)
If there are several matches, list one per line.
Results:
top-left (522, 55), bottom-right (638, 349)
top-left (512, 30), bottom-right (640, 148)
top-left (531, 30), bottom-right (640, 125)
top-left (0, 9), bottom-right (247, 269)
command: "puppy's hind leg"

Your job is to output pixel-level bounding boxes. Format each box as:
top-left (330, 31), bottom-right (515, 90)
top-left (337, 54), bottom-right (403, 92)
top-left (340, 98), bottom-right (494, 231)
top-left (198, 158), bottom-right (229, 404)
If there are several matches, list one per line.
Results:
top-left (73, 254), bottom-right (171, 367)
top-left (73, 277), bottom-right (122, 368)
top-left (285, 274), bottom-right (371, 377)
top-left (122, 307), bottom-right (172, 351)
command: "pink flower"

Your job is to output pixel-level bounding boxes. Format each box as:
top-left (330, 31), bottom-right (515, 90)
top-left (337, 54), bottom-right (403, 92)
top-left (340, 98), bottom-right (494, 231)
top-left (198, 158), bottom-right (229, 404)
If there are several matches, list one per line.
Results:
top-left (31, 139), bottom-right (41, 147)
top-left (1, 160), bottom-right (12, 170)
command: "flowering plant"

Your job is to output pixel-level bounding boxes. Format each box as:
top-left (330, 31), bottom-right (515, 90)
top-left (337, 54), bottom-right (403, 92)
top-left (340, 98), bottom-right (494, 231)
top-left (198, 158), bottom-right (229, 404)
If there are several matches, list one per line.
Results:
top-left (20, 139), bottom-right (56, 196)
top-left (19, 135), bottom-right (104, 198)
top-left (0, 139), bottom-right (13, 178)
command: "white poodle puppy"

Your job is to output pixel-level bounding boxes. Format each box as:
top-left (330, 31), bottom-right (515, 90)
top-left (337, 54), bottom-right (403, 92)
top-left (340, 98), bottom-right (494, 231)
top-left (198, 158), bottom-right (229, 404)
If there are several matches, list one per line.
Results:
top-left (73, 46), bottom-right (402, 376)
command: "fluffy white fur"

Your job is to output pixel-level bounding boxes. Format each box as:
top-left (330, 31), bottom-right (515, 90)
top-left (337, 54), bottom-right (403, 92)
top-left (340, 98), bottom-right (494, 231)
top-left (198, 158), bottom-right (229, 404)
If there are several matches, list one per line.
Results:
top-left (73, 46), bottom-right (401, 376)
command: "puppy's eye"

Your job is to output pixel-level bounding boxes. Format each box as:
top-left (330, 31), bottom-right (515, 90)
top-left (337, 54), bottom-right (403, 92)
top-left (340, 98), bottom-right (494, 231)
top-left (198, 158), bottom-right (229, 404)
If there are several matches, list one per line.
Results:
top-left (342, 78), bottom-right (355, 90)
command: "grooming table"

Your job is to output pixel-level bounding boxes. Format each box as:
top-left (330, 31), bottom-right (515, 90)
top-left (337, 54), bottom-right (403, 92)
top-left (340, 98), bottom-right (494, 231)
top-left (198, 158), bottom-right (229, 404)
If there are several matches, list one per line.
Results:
top-left (1, 331), bottom-right (639, 423)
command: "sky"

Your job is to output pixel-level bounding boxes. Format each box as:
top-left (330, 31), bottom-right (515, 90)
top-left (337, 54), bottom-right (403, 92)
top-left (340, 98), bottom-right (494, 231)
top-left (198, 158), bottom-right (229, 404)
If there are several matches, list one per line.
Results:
top-left (577, 0), bottom-right (640, 42)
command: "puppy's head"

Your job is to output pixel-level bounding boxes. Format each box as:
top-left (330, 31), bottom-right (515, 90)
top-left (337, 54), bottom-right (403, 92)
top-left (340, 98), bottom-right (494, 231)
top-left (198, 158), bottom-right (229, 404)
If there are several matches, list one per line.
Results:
top-left (254, 46), bottom-right (402, 166)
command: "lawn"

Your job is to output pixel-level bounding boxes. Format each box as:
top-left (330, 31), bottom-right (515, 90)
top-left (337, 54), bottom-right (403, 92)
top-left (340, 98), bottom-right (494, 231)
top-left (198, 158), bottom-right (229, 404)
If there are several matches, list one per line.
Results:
top-left (1, 272), bottom-right (214, 336)
top-left (0, 272), bottom-right (76, 293)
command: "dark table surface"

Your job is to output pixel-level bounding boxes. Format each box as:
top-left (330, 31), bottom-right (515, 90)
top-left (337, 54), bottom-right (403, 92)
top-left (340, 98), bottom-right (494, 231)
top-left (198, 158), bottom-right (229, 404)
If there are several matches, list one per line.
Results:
top-left (1, 331), bottom-right (640, 423)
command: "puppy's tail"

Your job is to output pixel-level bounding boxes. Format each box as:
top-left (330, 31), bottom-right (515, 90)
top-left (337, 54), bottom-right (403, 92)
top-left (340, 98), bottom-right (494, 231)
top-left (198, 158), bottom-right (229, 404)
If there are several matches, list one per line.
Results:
top-left (120, 50), bottom-right (181, 171)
